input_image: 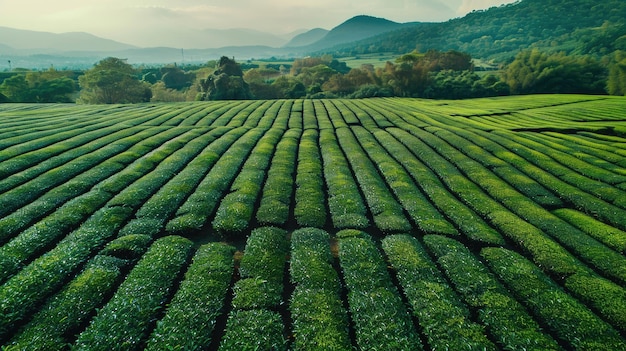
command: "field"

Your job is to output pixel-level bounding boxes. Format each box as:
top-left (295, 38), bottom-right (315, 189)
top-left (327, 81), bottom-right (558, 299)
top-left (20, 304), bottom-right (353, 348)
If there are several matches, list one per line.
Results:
top-left (1, 95), bottom-right (626, 350)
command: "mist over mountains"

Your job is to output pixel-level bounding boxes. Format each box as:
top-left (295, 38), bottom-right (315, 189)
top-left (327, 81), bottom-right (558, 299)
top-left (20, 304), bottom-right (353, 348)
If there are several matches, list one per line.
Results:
top-left (2, 0), bottom-right (625, 70)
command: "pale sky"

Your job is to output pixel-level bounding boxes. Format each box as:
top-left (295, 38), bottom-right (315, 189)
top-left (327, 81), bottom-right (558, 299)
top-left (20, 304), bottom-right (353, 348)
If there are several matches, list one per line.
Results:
top-left (0, 0), bottom-right (517, 47)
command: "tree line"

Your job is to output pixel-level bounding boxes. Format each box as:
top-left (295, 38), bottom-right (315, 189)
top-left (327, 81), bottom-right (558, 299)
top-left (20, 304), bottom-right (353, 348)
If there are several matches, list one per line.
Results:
top-left (1, 49), bottom-right (625, 104)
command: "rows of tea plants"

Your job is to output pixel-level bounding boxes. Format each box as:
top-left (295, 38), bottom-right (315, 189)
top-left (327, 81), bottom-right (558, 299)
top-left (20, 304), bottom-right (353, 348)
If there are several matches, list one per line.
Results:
top-left (1, 95), bottom-right (626, 350)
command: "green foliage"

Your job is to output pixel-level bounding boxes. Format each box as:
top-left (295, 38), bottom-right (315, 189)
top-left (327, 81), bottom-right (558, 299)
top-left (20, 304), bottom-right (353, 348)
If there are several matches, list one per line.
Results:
top-left (608, 50), bottom-right (626, 95)
top-left (218, 310), bottom-right (287, 351)
top-left (503, 49), bottom-right (607, 94)
top-left (290, 228), bottom-right (339, 291)
top-left (553, 208), bottom-right (626, 254)
top-left (200, 56), bottom-right (252, 100)
top-left (78, 57), bottom-right (151, 104)
top-left (73, 236), bottom-right (194, 351)
top-left (146, 243), bottom-right (235, 351)
top-left (338, 230), bottom-right (422, 350)
top-left (294, 129), bottom-right (327, 227)
top-left (335, 127), bottom-right (411, 232)
top-left (6, 255), bottom-right (126, 350)
top-left (256, 128), bottom-right (301, 226)
top-left (482, 247), bottom-right (625, 349)
top-left (290, 286), bottom-right (352, 351)
top-left (212, 128), bottom-right (284, 235)
top-left (382, 235), bottom-right (496, 351)
top-left (0, 206), bottom-right (133, 341)
top-left (239, 227), bottom-right (289, 282)
top-left (424, 235), bottom-right (562, 351)
top-left (0, 70), bottom-right (77, 103)
top-left (98, 234), bottom-right (152, 260)
top-left (327, 0), bottom-right (626, 62)
top-left (319, 129), bottom-right (369, 229)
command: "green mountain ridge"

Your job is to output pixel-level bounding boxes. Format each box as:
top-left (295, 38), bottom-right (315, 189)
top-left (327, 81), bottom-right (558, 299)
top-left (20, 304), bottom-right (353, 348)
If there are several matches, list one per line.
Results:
top-left (317, 0), bottom-right (626, 62)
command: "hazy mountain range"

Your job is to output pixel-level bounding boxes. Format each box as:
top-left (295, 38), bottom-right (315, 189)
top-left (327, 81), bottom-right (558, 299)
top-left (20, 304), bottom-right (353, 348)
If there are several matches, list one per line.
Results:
top-left (2, 0), bottom-right (625, 70)
top-left (0, 16), bottom-right (416, 69)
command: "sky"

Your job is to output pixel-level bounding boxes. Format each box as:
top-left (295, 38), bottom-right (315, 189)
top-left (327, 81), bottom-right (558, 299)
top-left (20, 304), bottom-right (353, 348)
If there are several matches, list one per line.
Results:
top-left (0, 0), bottom-right (517, 47)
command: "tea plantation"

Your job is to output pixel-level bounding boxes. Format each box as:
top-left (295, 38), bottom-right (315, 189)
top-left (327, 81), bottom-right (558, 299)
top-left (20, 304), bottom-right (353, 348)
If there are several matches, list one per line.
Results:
top-left (1, 95), bottom-right (625, 350)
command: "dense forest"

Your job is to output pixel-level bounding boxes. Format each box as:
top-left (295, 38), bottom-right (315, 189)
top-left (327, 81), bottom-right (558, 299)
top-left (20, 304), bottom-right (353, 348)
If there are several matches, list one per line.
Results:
top-left (325, 0), bottom-right (626, 61)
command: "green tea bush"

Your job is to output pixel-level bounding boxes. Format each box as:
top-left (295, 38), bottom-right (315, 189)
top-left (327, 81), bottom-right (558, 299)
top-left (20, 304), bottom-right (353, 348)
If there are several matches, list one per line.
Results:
top-left (167, 128), bottom-right (264, 235)
top-left (423, 235), bottom-right (561, 350)
top-left (239, 227), bottom-right (289, 282)
top-left (352, 126), bottom-right (457, 235)
top-left (482, 247), bottom-right (626, 349)
top-left (145, 243), bottom-right (235, 351)
top-left (376, 129), bottom-right (505, 243)
top-left (212, 128), bottom-right (283, 234)
top-left (290, 286), bottom-right (352, 351)
top-left (290, 228), bottom-right (338, 291)
top-left (319, 129), bottom-right (369, 229)
top-left (98, 234), bottom-right (152, 260)
top-left (256, 128), bottom-right (301, 225)
top-left (312, 100), bottom-right (333, 130)
top-left (382, 234), bottom-right (497, 351)
top-left (289, 228), bottom-right (351, 351)
top-left (483, 129), bottom-right (626, 231)
top-left (6, 255), bottom-right (126, 350)
top-left (73, 236), bottom-right (194, 351)
top-left (338, 230), bottom-right (422, 351)
top-left (218, 309), bottom-right (287, 351)
top-left (553, 208), bottom-right (626, 254)
top-left (0, 206), bottom-right (133, 341)
top-left (294, 129), bottom-right (327, 227)
top-left (336, 127), bottom-right (411, 233)
top-left (128, 127), bottom-right (232, 227)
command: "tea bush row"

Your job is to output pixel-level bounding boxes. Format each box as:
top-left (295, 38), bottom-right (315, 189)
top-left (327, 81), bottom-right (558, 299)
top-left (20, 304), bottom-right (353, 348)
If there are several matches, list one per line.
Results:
top-left (289, 228), bottom-right (352, 351)
top-left (337, 229), bottom-right (422, 351)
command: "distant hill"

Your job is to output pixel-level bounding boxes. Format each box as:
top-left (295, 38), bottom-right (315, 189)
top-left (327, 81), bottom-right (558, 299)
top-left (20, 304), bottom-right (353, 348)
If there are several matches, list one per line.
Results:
top-left (305, 15), bottom-right (417, 51)
top-left (321, 0), bottom-right (626, 62)
top-left (284, 28), bottom-right (329, 48)
top-left (0, 27), bottom-right (137, 53)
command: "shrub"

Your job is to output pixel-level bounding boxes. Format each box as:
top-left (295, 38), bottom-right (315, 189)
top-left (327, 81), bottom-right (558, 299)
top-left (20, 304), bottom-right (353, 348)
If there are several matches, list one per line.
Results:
top-left (482, 247), bottom-right (625, 349)
top-left (319, 129), bottom-right (369, 229)
top-left (294, 130), bottom-right (327, 227)
top-left (73, 236), bottom-right (194, 351)
top-left (256, 128), bottom-right (300, 225)
top-left (218, 309), bottom-right (287, 351)
top-left (145, 243), bottom-right (235, 351)
top-left (289, 228), bottom-right (351, 350)
top-left (424, 235), bottom-right (561, 350)
top-left (382, 235), bottom-right (496, 350)
top-left (338, 230), bottom-right (422, 350)
top-left (6, 255), bottom-right (127, 350)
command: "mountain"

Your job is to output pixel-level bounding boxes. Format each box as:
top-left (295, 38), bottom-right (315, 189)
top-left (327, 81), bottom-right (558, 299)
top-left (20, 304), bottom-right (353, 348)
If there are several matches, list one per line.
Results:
top-left (305, 15), bottom-right (415, 51)
top-left (284, 28), bottom-right (329, 48)
top-left (0, 27), bottom-right (137, 53)
top-left (320, 0), bottom-right (626, 62)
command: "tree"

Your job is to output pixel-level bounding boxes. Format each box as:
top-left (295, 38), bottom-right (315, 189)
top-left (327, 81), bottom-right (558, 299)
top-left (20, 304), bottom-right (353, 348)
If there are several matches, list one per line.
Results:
top-left (26, 70), bottom-right (76, 102)
top-left (150, 82), bottom-right (186, 102)
top-left (0, 75), bottom-right (31, 102)
top-left (607, 50), bottom-right (626, 95)
top-left (199, 56), bottom-right (252, 100)
top-left (503, 49), bottom-right (607, 94)
top-left (78, 57), bottom-right (152, 104)
top-left (160, 66), bottom-right (194, 90)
